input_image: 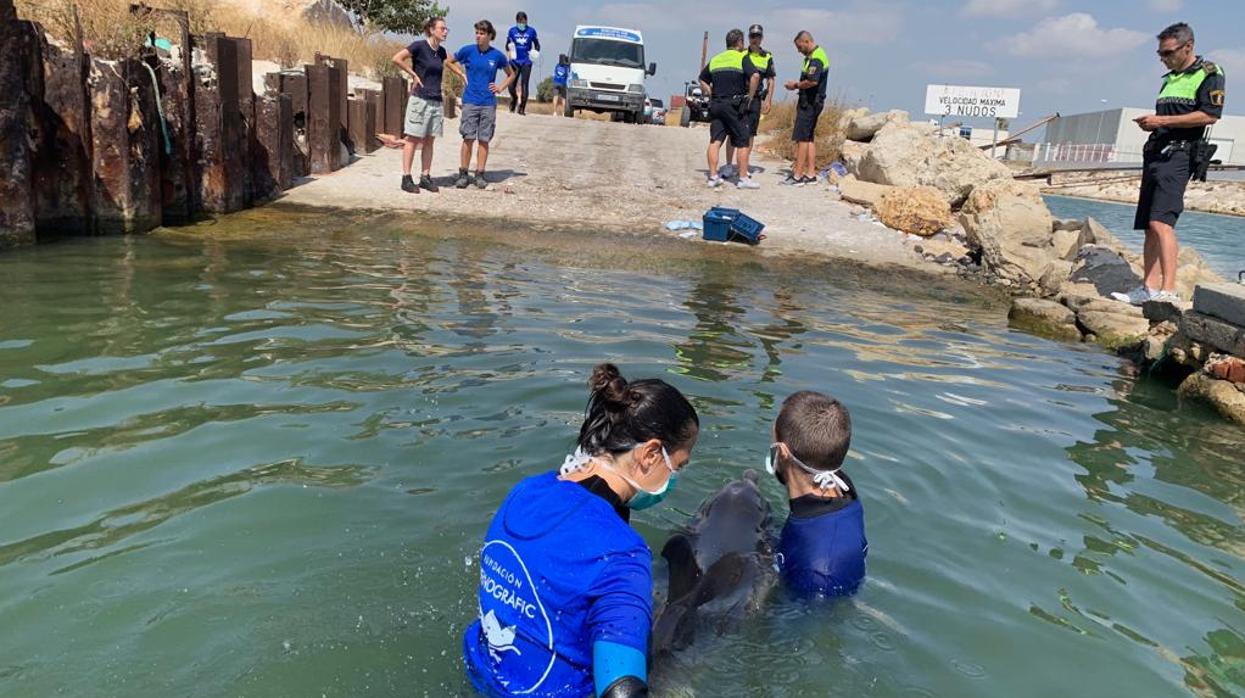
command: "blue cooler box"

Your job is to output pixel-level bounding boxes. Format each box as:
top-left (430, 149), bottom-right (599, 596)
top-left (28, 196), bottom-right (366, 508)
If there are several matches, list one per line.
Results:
top-left (702, 207), bottom-right (763, 245)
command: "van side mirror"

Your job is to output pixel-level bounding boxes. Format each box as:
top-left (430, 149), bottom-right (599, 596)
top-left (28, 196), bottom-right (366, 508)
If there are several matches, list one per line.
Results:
top-left (647, 62), bottom-right (657, 76)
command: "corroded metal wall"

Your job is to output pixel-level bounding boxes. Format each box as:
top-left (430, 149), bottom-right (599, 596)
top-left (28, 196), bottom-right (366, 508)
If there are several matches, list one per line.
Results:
top-left (0, 11), bottom-right (36, 247)
top-left (90, 58), bottom-right (162, 234)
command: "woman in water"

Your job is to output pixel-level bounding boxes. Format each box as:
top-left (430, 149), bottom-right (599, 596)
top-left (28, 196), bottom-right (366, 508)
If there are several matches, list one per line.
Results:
top-left (463, 363), bottom-right (699, 697)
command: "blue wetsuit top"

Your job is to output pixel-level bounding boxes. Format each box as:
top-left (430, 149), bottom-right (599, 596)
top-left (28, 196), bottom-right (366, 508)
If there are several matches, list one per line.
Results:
top-left (553, 64), bottom-right (569, 87)
top-left (507, 25), bottom-right (540, 65)
top-left (777, 480), bottom-right (867, 598)
top-left (464, 472), bottom-right (652, 697)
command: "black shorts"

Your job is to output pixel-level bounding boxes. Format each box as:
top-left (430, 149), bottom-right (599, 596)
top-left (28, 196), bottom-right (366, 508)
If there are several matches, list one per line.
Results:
top-left (554, 85), bottom-right (567, 98)
top-left (709, 98), bottom-right (750, 148)
top-left (793, 99), bottom-right (824, 142)
top-left (1134, 147), bottom-right (1191, 230)
top-left (746, 100), bottom-right (762, 137)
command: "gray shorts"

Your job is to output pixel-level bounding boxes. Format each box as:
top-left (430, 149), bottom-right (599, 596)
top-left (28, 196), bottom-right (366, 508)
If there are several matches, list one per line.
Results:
top-left (459, 103), bottom-right (497, 143)
top-left (404, 95), bottom-right (444, 139)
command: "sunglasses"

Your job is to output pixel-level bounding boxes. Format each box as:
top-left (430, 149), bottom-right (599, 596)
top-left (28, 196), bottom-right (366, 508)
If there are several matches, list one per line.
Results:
top-left (1157, 43), bottom-right (1188, 58)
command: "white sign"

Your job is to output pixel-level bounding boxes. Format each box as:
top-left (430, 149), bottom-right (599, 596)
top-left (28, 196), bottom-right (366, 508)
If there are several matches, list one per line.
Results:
top-left (925, 84), bottom-right (1021, 120)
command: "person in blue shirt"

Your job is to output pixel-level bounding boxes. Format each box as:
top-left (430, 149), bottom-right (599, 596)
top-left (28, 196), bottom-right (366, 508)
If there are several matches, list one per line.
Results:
top-left (766, 390), bottom-right (867, 598)
top-left (464, 363), bottom-right (700, 697)
top-left (505, 11), bottom-right (541, 115)
top-left (552, 54), bottom-right (570, 118)
top-left (446, 20), bottom-right (515, 190)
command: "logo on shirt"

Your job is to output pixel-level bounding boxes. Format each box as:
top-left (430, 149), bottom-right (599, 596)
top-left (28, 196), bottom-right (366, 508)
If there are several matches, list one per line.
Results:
top-left (1211, 89), bottom-right (1225, 107)
top-left (478, 539), bottom-right (556, 694)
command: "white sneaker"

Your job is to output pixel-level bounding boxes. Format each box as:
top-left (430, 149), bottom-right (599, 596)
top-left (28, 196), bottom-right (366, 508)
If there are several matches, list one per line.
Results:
top-left (1150, 290), bottom-right (1180, 303)
top-left (706, 176), bottom-right (724, 188)
top-left (736, 177), bottom-right (760, 190)
top-left (1110, 286), bottom-right (1154, 306)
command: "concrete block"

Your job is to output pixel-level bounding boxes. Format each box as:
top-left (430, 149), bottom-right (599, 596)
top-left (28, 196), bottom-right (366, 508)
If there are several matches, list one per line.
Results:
top-left (1193, 283), bottom-right (1245, 328)
top-left (89, 58), bottom-right (162, 234)
top-left (0, 17), bottom-right (36, 247)
top-left (1180, 311), bottom-right (1245, 357)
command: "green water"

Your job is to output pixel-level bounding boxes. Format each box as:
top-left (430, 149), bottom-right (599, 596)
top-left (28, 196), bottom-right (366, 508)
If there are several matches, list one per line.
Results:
top-left (1, 209), bottom-right (1242, 698)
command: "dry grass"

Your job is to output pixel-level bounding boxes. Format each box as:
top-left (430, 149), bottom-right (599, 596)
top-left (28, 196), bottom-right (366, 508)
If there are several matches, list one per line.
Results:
top-left (15, 0), bottom-right (404, 78)
top-left (757, 98), bottom-right (848, 167)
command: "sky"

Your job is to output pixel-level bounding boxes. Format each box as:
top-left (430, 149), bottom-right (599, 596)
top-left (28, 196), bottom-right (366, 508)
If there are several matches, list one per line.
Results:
top-left (436, 0), bottom-right (1242, 134)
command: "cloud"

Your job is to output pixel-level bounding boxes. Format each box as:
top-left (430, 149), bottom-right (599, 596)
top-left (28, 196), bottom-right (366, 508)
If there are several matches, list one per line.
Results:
top-left (961, 0), bottom-right (1058, 18)
top-left (995, 13), bottom-right (1148, 58)
top-left (1147, 0), bottom-right (1183, 11)
top-left (769, 5), bottom-right (904, 45)
top-left (1036, 78), bottom-right (1073, 94)
top-left (1208, 48), bottom-right (1245, 77)
top-left (916, 59), bottom-right (994, 80)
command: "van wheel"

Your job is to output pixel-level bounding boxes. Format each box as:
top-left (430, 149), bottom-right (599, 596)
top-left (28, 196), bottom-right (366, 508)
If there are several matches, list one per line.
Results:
top-left (564, 100), bottom-right (574, 118)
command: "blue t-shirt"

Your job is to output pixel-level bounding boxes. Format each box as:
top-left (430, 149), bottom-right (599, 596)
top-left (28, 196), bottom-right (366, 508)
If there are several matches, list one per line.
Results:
top-left (553, 63), bottom-right (569, 86)
top-left (454, 44), bottom-right (509, 106)
top-left (777, 497), bottom-right (867, 598)
top-left (507, 25), bottom-right (539, 66)
top-left (464, 472), bottom-right (652, 697)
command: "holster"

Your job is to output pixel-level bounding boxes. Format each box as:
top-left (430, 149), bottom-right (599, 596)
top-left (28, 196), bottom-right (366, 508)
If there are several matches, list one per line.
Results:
top-left (1190, 139), bottom-right (1218, 182)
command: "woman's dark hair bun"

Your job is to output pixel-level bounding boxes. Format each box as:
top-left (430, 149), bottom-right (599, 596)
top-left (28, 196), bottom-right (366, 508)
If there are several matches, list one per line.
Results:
top-left (577, 363), bottom-right (699, 456)
top-left (589, 363), bottom-right (632, 409)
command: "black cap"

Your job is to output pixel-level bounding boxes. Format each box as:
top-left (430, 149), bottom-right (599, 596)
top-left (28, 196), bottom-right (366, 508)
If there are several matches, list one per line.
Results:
top-left (748, 24), bottom-right (763, 36)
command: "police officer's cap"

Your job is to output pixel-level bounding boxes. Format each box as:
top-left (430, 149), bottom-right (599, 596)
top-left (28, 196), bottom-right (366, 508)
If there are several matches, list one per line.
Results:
top-left (748, 24), bottom-right (763, 37)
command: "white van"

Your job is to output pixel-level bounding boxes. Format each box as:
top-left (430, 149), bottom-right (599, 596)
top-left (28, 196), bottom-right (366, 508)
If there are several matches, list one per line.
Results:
top-left (564, 25), bottom-right (656, 123)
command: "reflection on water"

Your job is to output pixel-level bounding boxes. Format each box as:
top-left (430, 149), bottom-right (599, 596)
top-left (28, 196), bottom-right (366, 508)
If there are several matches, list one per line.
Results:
top-left (0, 207), bottom-right (1241, 697)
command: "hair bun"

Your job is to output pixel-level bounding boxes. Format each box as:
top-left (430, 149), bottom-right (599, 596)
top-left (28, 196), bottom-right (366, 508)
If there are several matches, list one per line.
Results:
top-left (589, 363), bottom-right (630, 409)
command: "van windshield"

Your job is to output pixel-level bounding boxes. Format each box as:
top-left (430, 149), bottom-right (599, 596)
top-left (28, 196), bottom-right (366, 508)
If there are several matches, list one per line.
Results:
top-left (571, 38), bottom-right (644, 69)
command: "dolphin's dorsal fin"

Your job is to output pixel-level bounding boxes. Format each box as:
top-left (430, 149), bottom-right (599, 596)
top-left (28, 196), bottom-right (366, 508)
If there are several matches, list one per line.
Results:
top-left (661, 534), bottom-right (702, 602)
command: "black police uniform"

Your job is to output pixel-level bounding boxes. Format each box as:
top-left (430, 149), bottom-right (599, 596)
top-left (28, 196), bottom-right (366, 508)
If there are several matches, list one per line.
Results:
top-left (699, 49), bottom-right (759, 148)
top-left (1135, 57), bottom-right (1226, 230)
top-left (793, 45), bottom-right (829, 142)
top-left (747, 49), bottom-right (776, 137)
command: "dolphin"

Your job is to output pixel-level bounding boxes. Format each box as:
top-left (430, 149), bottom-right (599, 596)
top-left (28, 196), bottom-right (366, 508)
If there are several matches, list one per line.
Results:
top-left (651, 469), bottom-right (777, 659)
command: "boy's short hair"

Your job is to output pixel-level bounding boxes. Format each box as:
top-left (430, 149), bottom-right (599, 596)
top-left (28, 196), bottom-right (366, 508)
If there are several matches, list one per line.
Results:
top-left (475, 19), bottom-right (496, 40)
top-left (775, 391), bottom-right (852, 470)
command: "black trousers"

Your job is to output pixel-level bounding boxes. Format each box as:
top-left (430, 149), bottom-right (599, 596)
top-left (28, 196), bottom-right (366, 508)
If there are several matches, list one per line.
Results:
top-left (508, 63), bottom-right (533, 111)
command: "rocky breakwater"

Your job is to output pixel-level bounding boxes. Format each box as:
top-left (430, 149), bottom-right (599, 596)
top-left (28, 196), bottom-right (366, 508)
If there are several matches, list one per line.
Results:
top-left (831, 108), bottom-right (1241, 424)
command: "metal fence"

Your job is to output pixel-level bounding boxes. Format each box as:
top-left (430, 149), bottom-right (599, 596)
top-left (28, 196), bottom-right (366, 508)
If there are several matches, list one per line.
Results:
top-left (1031, 142), bottom-right (1145, 166)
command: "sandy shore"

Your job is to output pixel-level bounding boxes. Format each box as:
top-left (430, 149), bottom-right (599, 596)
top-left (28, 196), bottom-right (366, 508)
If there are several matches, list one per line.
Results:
top-left (276, 110), bottom-right (927, 269)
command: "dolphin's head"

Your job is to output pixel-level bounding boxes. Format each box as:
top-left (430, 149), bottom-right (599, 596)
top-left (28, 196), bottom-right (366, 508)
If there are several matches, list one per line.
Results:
top-left (689, 471), bottom-right (772, 562)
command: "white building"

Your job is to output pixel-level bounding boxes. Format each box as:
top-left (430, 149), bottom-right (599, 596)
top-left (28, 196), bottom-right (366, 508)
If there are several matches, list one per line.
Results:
top-left (1038, 108), bottom-right (1245, 166)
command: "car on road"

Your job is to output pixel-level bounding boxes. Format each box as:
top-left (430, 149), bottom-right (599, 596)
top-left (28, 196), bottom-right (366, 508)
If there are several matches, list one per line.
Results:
top-left (648, 98), bottom-right (666, 124)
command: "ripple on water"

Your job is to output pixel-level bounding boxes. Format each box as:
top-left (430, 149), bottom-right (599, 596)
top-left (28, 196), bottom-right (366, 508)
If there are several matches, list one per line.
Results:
top-left (0, 213), bottom-right (1241, 697)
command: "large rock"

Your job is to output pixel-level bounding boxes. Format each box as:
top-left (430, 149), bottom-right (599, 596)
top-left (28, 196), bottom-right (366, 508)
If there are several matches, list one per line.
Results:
top-left (858, 122), bottom-right (1012, 206)
top-left (844, 109), bottom-right (909, 142)
top-left (1009, 298), bottom-right (1081, 341)
top-left (959, 179), bottom-right (1055, 289)
top-left (837, 174), bottom-right (894, 208)
top-left (839, 140), bottom-right (867, 176)
top-left (1068, 245), bottom-right (1141, 297)
top-left (875, 186), bottom-right (951, 237)
top-left (1178, 373), bottom-right (1245, 426)
top-left (1076, 310), bottom-right (1151, 351)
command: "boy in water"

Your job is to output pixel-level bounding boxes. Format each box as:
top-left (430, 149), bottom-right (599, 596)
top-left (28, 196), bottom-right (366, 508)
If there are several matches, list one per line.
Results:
top-left (766, 391), bottom-right (867, 597)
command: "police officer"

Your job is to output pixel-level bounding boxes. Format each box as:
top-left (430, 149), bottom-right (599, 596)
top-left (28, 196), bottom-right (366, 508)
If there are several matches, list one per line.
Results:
top-left (700, 28), bottom-right (761, 190)
top-left (1114, 22), bottom-right (1225, 305)
top-left (783, 31), bottom-right (829, 186)
top-left (723, 24), bottom-right (775, 180)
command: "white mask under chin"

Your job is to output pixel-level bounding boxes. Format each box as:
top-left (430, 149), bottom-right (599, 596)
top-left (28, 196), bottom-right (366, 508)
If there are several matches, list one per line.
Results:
top-left (559, 447), bottom-right (592, 477)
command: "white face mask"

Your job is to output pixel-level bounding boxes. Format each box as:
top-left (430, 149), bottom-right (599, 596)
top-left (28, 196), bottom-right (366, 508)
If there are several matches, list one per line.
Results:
top-left (560, 446), bottom-right (679, 509)
top-left (765, 443), bottom-right (850, 492)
